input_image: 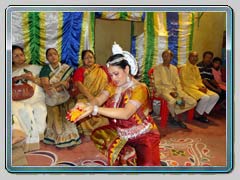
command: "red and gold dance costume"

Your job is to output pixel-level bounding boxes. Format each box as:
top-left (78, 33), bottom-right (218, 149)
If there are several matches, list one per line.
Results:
top-left (91, 82), bottom-right (160, 166)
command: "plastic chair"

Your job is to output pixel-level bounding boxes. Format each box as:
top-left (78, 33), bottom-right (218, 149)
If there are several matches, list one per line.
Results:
top-left (148, 68), bottom-right (194, 128)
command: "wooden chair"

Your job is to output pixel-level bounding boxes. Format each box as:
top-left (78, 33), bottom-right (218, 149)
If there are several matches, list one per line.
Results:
top-left (148, 67), bottom-right (194, 128)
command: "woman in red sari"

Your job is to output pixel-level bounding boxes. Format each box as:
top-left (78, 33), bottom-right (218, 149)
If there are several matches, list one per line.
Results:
top-left (71, 43), bottom-right (160, 166)
top-left (72, 50), bottom-right (110, 140)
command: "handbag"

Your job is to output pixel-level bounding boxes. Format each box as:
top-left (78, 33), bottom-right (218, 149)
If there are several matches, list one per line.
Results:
top-left (45, 86), bottom-right (70, 106)
top-left (12, 78), bottom-right (34, 101)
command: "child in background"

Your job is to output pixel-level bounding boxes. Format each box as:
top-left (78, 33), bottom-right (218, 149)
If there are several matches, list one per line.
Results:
top-left (211, 57), bottom-right (226, 91)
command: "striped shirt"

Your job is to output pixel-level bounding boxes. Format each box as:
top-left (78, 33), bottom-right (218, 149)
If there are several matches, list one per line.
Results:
top-left (197, 61), bottom-right (214, 81)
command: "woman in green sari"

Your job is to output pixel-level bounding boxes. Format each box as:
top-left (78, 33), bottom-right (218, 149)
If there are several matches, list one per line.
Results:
top-left (39, 48), bottom-right (81, 148)
top-left (72, 50), bottom-right (110, 140)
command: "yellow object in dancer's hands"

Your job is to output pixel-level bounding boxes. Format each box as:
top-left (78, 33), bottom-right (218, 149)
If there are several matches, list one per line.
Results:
top-left (66, 103), bottom-right (87, 122)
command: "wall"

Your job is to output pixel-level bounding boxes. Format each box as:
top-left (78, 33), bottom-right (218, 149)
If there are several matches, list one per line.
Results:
top-left (95, 12), bottom-right (226, 65)
top-left (95, 19), bottom-right (143, 65)
top-left (192, 12), bottom-right (226, 61)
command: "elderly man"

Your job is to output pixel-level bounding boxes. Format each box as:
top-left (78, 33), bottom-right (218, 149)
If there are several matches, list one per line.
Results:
top-left (179, 51), bottom-right (219, 123)
top-left (153, 50), bottom-right (197, 129)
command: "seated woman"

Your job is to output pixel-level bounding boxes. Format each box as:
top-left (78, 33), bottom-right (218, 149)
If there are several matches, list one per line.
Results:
top-left (12, 45), bottom-right (47, 152)
top-left (211, 57), bottom-right (226, 107)
top-left (70, 43), bottom-right (160, 166)
top-left (39, 48), bottom-right (81, 148)
top-left (211, 57), bottom-right (226, 91)
top-left (72, 50), bottom-right (110, 140)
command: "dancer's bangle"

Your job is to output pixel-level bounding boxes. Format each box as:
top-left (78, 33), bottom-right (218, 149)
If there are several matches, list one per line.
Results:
top-left (92, 105), bottom-right (99, 116)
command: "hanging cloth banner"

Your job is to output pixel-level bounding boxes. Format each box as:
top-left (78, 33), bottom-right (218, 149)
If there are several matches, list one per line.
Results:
top-left (132, 12), bottom-right (194, 85)
top-left (95, 12), bottom-right (145, 21)
top-left (12, 12), bottom-right (95, 69)
top-left (12, 11), bottom-right (193, 78)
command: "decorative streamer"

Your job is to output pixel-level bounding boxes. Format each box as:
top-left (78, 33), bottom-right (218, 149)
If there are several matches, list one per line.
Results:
top-left (89, 12), bottom-right (95, 52)
top-left (189, 13), bottom-right (195, 52)
top-left (134, 33), bottom-right (144, 80)
top-left (131, 35), bottom-right (136, 58)
top-left (132, 12), bottom-right (193, 84)
top-left (61, 12), bottom-right (83, 68)
top-left (22, 12), bottom-right (31, 64)
top-left (96, 12), bottom-right (144, 21)
top-left (155, 12), bottom-right (168, 65)
top-left (78, 12), bottom-right (95, 67)
top-left (79, 12), bottom-right (87, 66)
top-left (28, 12), bottom-right (41, 65)
top-left (12, 12), bottom-right (24, 48)
top-left (142, 12), bottom-right (155, 85)
top-left (12, 11), bottom-right (193, 84)
top-left (57, 12), bottom-right (63, 62)
top-left (102, 12), bottom-right (120, 19)
top-left (45, 12), bottom-right (60, 62)
top-left (119, 12), bottom-right (128, 20)
top-left (177, 12), bottom-right (193, 66)
top-left (166, 12), bottom-right (179, 66)
top-left (39, 12), bottom-right (46, 65)
top-left (12, 12), bottom-right (95, 69)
